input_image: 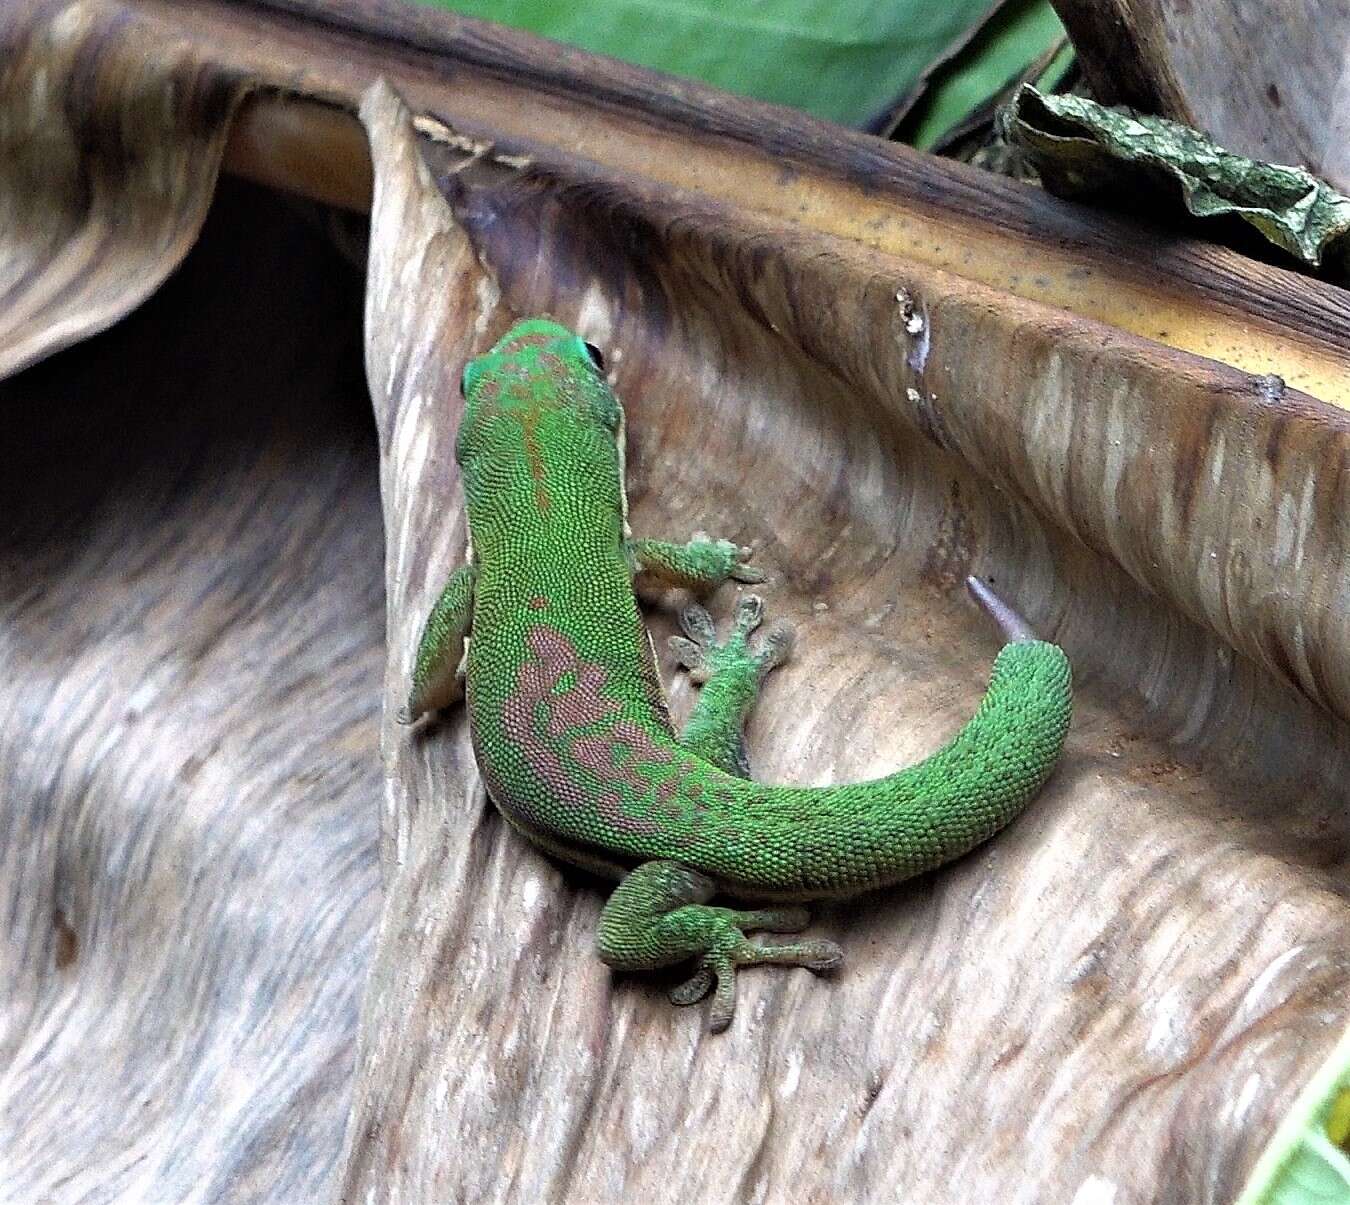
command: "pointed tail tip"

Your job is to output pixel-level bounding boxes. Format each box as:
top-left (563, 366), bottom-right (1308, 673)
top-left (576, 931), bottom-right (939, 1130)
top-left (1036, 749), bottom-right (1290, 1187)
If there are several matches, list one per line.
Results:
top-left (965, 575), bottom-right (1038, 644)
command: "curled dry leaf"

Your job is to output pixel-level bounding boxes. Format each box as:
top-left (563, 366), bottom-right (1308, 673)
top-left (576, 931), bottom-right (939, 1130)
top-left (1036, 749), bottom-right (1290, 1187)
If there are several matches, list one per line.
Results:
top-left (3, 2), bottom-right (1350, 1203)
top-left (1005, 86), bottom-right (1350, 274)
top-left (1048, 0), bottom-right (1350, 195)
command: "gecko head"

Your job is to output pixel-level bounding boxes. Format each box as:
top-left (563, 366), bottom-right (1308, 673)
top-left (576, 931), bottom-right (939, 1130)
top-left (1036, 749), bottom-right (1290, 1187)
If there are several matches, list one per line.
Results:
top-left (454, 318), bottom-right (626, 524)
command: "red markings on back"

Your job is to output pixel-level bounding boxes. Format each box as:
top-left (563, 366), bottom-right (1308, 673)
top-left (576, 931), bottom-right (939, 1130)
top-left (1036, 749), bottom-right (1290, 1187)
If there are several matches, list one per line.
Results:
top-left (501, 624), bottom-right (694, 838)
top-left (518, 402), bottom-right (550, 514)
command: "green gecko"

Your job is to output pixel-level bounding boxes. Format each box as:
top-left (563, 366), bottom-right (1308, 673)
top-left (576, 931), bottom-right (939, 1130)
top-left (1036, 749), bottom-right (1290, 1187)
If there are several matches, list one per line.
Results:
top-left (404, 317), bottom-right (1073, 1032)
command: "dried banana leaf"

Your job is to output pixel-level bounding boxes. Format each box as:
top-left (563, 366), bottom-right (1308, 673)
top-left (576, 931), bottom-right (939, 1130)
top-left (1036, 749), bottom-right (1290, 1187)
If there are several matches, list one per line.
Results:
top-left (4, 2), bottom-right (1350, 1203)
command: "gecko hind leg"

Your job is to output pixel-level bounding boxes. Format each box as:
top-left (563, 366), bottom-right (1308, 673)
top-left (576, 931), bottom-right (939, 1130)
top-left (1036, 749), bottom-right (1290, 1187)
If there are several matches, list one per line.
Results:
top-left (669, 594), bottom-right (794, 777)
top-left (596, 860), bottom-right (842, 1033)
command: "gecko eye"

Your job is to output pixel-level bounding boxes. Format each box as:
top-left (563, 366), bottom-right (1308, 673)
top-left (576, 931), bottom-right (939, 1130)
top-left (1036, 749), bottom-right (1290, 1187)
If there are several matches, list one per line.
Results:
top-left (582, 341), bottom-right (606, 372)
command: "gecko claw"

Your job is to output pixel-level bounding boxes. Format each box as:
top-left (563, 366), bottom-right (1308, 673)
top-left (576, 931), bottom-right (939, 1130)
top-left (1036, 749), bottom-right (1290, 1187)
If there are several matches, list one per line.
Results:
top-left (731, 593), bottom-right (765, 633)
top-left (729, 549), bottom-right (766, 584)
top-left (799, 940), bottom-right (845, 973)
top-left (671, 937), bottom-right (844, 1032)
top-left (678, 602), bottom-right (719, 647)
top-left (670, 595), bottom-right (795, 685)
top-left (671, 603), bottom-right (717, 682)
top-left (670, 963), bottom-right (716, 1006)
top-left (689, 531), bottom-right (765, 583)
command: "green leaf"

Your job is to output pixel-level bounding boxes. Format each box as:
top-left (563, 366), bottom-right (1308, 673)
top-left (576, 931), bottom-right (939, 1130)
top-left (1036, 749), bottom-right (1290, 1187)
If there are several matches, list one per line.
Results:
top-left (1236, 1022), bottom-right (1350, 1204)
top-left (902, 0), bottom-right (1069, 152)
top-left (413, 0), bottom-right (1001, 128)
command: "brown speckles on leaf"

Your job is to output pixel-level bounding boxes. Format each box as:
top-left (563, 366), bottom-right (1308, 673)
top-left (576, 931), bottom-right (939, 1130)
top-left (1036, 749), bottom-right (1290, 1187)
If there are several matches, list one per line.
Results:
top-left (52, 910), bottom-right (78, 970)
top-left (921, 479), bottom-right (975, 591)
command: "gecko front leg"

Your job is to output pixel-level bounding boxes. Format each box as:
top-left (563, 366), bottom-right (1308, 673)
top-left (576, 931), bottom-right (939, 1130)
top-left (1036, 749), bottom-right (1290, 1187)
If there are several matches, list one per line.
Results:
top-left (400, 562), bottom-right (477, 723)
top-left (626, 531), bottom-right (765, 590)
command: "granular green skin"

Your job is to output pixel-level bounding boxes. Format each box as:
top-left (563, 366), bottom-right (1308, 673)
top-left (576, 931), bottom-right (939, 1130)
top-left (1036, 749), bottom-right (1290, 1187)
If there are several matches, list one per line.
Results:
top-left (408, 318), bottom-right (1073, 1031)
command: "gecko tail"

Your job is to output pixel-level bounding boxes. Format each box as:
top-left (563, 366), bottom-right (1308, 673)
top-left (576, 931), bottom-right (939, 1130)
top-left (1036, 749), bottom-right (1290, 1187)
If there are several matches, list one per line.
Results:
top-left (705, 625), bottom-right (1073, 900)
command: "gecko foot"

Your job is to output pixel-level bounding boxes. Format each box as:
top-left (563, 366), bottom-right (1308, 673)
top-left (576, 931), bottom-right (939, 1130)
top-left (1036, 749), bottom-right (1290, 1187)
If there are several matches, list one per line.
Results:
top-left (689, 530), bottom-right (765, 584)
top-left (597, 860), bottom-right (842, 1033)
top-left (669, 594), bottom-right (795, 685)
top-left (670, 933), bottom-right (844, 1033)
